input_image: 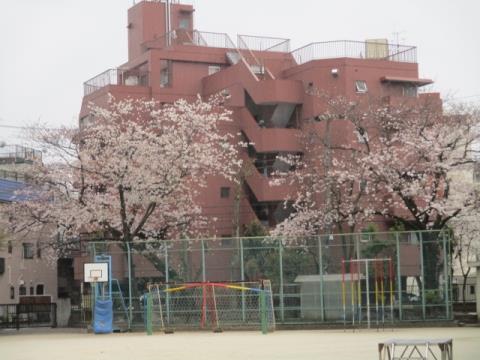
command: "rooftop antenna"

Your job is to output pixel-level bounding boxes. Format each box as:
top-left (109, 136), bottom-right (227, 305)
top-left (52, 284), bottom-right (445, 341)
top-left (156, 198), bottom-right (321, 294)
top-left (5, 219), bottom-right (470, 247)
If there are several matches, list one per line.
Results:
top-left (391, 30), bottom-right (406, 59)
top-left (391, 30), bottom-right (406, 45)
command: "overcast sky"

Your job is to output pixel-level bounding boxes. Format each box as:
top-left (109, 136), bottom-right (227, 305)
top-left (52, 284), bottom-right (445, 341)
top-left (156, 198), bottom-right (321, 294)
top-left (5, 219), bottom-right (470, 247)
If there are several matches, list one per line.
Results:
top-left (0, 0), bottom-right (479, 145)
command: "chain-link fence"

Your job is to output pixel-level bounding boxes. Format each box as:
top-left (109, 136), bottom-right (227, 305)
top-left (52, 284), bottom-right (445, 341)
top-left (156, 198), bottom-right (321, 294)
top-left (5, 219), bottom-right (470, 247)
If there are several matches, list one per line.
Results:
top-left (83, 230), bottom-right (452, 330)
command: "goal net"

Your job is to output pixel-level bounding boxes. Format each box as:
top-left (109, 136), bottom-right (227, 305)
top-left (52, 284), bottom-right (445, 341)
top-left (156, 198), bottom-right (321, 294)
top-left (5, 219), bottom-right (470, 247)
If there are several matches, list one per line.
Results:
top-left (145, 280), bottom-right (275, 333)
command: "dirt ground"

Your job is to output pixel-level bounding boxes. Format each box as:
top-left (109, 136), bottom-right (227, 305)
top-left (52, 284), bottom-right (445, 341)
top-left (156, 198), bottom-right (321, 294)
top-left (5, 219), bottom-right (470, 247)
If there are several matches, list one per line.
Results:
top-left (1, 327), bottom-right (479, 360)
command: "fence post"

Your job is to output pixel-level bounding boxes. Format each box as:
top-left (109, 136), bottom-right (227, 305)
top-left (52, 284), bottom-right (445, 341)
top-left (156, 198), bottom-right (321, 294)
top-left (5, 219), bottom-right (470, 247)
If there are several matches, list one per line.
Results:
top-left (260, 290), bottom-right (267, 334)
top-left (240, 237), bottom-right (246, 322)
top-left (52, 303), bottom-right (57, 328)
top-left (317, 236), bottom-right (325, 321)
top-left (15, 304), bottom-right (19, 330)
top-left (355, 234), bottom-right (362, 324)
top-left (91, 243), bottom-right (96, 328)
top-left (395, 232), bottom-right (403, 321)
top-left (419, 232), bottom-right (426, 320)
top-left (201, 239), bottom-right (206, 282)
top-left (164, 245), bottom-right (170, 325)
top-left (442, 231), bottom-right (450, 320)
top-left (278, 238), bottom-right (285, 323)
top-left (126, 242), bottom-right (132, 330)
top-left (146, 293), bottom-right (153, 335)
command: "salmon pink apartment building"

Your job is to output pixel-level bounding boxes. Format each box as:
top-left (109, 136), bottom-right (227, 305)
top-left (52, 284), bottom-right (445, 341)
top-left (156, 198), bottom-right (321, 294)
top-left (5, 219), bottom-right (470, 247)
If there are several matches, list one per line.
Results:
top-left (79, 0), bottom-right (436, 237)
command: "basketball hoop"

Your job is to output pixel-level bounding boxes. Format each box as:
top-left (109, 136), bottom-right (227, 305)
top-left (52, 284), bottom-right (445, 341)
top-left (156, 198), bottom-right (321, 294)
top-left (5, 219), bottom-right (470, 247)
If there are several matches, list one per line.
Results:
top-left (84, 263), bottom-right (109, 283)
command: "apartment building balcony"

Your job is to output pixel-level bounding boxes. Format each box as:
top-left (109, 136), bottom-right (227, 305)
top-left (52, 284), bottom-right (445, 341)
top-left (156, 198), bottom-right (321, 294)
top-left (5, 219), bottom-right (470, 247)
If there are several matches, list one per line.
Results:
top-left (245, 162), bottom-right (295, 203)
top-left (237, 108), bottom-right (302, 153)
top-left (244, 182), bottom-right (294, 228)
top-left (291, 40), bottom-right (417, 65)
top-left (83, 68), bottom-right (150, 96)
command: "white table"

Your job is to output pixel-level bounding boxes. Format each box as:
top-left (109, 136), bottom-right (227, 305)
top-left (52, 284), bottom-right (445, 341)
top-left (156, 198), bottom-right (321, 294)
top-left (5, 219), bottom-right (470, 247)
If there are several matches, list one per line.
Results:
top-left (378, 338), bottom-right (452, 360)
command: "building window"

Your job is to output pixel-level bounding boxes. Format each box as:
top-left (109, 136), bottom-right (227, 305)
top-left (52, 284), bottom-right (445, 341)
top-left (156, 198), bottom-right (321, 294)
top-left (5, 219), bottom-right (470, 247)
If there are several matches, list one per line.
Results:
top-left (36, 284), bottom-right (44, 295)
top-left (179, 17), bottom-right (190, 29)
top-left (22, 243), bottom-right (34, 259)
top-left (208, 65), bottom-right (221, 75)
top-left (30, 286), bottom-right (34, 295)
top-left (160, 60), bottom-right (171, 88)
top-left (355, 80), bottom-right (368, 93)
top-left (7, 241), bottom-right (12, 254)
top-left (470, 285), bottom-right (475, 295)
top-left (403, 85), bottom-right (418, 97)
top-left (10, 286), bottom-right (15, 300)
top-left (19, 285), bottom-right (26, 296)
top-left (36, 244), bottom-right (41, 259)
top-left (220, 187), bottom-right (230, 198)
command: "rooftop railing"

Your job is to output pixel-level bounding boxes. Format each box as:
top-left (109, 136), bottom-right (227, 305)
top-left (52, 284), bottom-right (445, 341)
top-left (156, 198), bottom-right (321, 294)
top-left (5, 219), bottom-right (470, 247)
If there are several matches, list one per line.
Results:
top-left (83, 68), bottom-right (149, 96)
top-left (193, 30), bottom-right (236, 49)
top-left (144, 29), bottom-right (236, 50)
top-left (135, 0), bottom-right (193, 4)
top-left (237, 35), bottom-right (290, 52)
top-left (291, 40), bottom-right (417, 65)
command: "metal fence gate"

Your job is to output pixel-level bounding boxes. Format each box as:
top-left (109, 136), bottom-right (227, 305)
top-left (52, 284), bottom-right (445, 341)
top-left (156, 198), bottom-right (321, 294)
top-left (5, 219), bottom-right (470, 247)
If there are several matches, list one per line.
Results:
top-left (0, 303), bottom-right (57, 329)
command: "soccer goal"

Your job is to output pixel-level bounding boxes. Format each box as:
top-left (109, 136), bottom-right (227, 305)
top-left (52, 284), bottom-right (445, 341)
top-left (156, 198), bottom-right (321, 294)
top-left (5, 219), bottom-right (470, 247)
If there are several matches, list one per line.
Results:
top-left (145, 280), bottom-right (275, 334)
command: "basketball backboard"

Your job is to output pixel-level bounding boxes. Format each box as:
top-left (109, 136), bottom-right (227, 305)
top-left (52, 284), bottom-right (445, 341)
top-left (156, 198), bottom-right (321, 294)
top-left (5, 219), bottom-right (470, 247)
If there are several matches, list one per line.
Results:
top-left (84, 262), bottom-right (109, 283)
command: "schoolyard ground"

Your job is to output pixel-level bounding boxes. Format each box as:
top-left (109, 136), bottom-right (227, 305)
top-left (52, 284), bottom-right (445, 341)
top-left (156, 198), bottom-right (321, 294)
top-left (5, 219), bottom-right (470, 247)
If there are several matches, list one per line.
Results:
top-left (1, 326), bottom-right (479, 360)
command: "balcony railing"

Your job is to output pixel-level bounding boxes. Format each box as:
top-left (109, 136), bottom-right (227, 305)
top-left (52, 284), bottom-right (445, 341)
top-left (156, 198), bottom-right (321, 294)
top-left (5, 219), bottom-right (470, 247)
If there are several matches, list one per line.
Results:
top-left (291, 40), bottom-right (417, 64)
top-left (83, 68), bottom-right (149, 96)
top-left (0, 145), bottom-right (42, 164)
top-left (237, 35), bottom-right (290, 53)
top-left (0, 169), bottom-right (30, 182)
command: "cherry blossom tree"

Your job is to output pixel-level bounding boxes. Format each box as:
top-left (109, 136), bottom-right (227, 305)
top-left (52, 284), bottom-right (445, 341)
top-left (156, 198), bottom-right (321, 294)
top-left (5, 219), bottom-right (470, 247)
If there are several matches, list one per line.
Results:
top-left (271, 95), bottom-right (380, 247)
top-left (451, 213), bottom-right (480, 305)
top-left (449, 168), bottom-right (480, 305)
top-left (272, 93), bottom-right (480, 283)
top-left (4, 95), bottom-right (241, 255)
top-left (275, 94), bottom-right (479, 233)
